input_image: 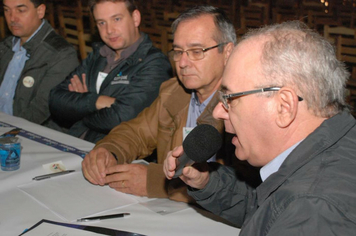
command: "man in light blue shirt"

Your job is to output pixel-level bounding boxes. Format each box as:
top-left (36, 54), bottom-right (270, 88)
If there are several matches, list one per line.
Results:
top-left (0, 20), bottom-right (44, 114)
top-left (186, 91), bottom-right (216, 162)
top-left (0, 0), bottom-right (78, 130)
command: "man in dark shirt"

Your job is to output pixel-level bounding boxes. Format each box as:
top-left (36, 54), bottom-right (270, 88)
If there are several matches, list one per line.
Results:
top-left (49, 0), bottom-right (172, 143)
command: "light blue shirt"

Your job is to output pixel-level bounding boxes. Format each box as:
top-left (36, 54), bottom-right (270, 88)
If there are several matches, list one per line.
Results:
top-left (0, 20), bottom-right (44, 115)
top-left (186, 91), bottom-right (215, 127)
top-left (186, 91), bottom-right (216, 161)
top-left (260, 141), bottom-right (302, 182)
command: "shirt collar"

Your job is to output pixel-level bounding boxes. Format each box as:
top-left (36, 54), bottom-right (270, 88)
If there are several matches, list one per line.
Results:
top-left (12, 19), bottom-right (45, 50)
top-left (100, 33), bottom-right (144, 63)
top-left (260, 140), bottom-right (303, 182)
top-left (191, 91), bottom-right (216, 110)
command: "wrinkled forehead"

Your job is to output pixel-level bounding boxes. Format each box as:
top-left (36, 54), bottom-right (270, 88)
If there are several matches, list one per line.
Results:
top-left (222, 39), bottom-right (264, 92)
top-left (173, 15), bottom-right (218, 47)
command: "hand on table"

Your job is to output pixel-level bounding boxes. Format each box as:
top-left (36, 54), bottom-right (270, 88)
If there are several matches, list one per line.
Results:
top-left (163, 146), bottom-right (210, 190)
top-left (68, 73), bottom-right (88, 93)
top-left (82, 147), bottom-right (117, 185)
top-left (105, 163), bottom-right (148, 197)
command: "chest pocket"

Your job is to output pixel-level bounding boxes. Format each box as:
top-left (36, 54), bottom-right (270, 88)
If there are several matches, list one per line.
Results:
top-left (15, 64), bottom-right (47, 103)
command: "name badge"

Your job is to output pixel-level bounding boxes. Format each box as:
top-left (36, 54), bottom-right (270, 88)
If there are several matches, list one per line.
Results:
top-left (23, 76), bottom-right (35, 88)
top-left (183, 127), bottom-right (194, 140)
top-left (96, 72), bottom-right (108, 93)
top-left (111, 75), bottom-right (129, 85)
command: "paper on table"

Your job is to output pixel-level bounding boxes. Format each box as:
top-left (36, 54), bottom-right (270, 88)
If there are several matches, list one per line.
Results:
top-left (140, 198), bottom-right (189, 215)
top-left (18, 172), bottom-right (138, 222)
top-left (21, 221), bottom-right (104, 236)
top-left (20, 219), bottom-right (146, 236)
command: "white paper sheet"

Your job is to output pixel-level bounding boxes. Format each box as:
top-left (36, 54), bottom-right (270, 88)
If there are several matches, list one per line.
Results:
top-left (18, 172), bottom-right (138, 222)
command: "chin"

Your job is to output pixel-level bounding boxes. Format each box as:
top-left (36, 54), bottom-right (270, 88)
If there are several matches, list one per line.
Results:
top-left (182, 80), bottom-right (200, 90)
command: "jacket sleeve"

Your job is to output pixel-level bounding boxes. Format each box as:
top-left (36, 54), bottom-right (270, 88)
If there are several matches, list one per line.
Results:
top-left (266, 197), bottom-right (356, 235)
top-left (94, 92), bottom-right (161, 162)
top-left (81, 52), bottom-right (172, 134)
top-left (49, 52), bottom-right (100, 125)
top-left (188, 164), bottom-right (250, 227)
top-left (18, 46), bottom-right (79, 124)
top-left (50, 50), bottom-right (172, 133)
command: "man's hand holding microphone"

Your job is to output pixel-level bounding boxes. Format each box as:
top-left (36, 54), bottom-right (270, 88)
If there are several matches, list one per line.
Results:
top-left (163, 124), bottom-right (222, 190)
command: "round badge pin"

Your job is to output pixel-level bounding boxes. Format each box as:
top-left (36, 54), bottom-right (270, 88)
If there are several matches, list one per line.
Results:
top-left (23, 76), bottom-right (35, 88)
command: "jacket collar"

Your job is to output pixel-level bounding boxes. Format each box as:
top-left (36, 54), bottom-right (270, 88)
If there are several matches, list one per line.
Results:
top-left (164, 78), bottom-right (191, 117)
top-left (94, 32), bottom-right (152, 67)
top-left (163, 78), bottom-right (224, 133)
top-left (97, 32), bottom-right (154, 90)
top-left (256, 111), bottom-right (356, 206)
top-left (21, 20), bottom-right (53, 56)
top-left (197, 92), bottom-right (224, 133)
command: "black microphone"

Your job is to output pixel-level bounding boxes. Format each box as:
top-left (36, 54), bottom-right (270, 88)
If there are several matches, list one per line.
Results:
top-left (173, 124), bottom-right (222, 178)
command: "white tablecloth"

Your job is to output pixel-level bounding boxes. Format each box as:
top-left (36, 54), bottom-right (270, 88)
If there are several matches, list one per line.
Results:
top-left (0, 112), bottom-right (240, 236)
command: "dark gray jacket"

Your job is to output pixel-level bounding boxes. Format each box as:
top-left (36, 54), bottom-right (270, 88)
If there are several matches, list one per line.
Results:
top-left (0, 20), bottom-right (79, 130)
top-left (49, 33), bottom-right (172, 143)
top-left (189, 111), bottom-right (356, 235)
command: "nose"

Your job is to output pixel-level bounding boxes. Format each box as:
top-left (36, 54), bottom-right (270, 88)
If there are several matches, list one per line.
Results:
top-left (106, 22), bottom-right (114, 35)
top-left (178, 51), bottom-right (190, 69)
top-left (213, 102), bottom-right (236, 133)
top-left (213, 102), bottom-right (229, 121)
top-left (5, 9), bottom-right (16, 22)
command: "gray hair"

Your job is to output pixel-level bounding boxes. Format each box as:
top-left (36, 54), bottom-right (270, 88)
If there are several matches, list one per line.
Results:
top-left (171, 5), bottom-right (237, 52)
top-left (241, 21), bottom-right (350, 118)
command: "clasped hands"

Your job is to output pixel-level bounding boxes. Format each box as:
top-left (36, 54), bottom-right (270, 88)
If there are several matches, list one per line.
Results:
top-left (82, 147), bottom-right (148, 196)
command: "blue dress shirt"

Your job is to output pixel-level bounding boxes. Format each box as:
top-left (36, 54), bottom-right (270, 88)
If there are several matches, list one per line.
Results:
top-left (186, 91), bottom-right (216, 161)
top-left (0, 20), bottom-right (44, 115)
top-left (260, 141), bottom-right (302, 182)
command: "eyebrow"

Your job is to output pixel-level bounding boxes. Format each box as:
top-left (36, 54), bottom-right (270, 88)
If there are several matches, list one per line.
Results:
top-left (95, 13), bottom-right (123, 22)
top-left (3, 4), bottom-right (28, 8)
top-left (220, 85), bottom-right (228, 92)
top-left (172, 43), bottom-right (205, 49)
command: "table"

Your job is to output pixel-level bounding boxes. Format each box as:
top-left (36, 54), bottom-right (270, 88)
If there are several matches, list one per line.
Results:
top-left (0, 112), bottom-right (241, 236)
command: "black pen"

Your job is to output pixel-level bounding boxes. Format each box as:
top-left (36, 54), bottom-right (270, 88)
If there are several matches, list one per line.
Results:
top-left (77, 213), bottom-right (130, 222)
top-left (32, 170), bottom-right (75, 181)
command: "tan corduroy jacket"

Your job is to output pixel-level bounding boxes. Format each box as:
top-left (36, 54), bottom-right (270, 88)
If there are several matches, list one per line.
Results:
top-left (95, 77), bottom-right (225, 202)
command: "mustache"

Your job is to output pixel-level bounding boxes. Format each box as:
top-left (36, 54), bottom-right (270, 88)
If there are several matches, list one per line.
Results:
top-left (9, 22), bottom-right (21, 27)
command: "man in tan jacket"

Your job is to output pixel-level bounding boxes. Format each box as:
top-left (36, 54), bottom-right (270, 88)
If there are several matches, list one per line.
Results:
top-left (81, 6), bottom-right (242, 202)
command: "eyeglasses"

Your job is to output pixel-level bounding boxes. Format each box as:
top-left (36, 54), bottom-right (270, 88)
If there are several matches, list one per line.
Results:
top-left (218, 87), bottom-right (304, 109)
top-left (168, 42), bottom-right (228, 61)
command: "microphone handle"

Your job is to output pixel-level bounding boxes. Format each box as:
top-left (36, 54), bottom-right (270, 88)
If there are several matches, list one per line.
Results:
top-left (173, 152), bottom-right (195, 178)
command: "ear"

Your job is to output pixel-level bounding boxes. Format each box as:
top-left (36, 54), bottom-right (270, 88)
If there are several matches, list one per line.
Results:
top-left (275, 88), bottom-right (299, 128)
top-left (132, 9), bottom-right (141, 28)
top-left (36, 4), bottom-right (46, 20)
top-left (223, 42), bottom-right (234, 66)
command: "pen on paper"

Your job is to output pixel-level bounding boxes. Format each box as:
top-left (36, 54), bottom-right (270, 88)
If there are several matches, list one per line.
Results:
top-left (32, 170), bottom-right (75, 181)
top-left (77, 213), bottom-right (130, 222)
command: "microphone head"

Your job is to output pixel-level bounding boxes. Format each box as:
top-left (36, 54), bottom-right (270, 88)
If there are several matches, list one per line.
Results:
top-left (182, 124), bottom-right (222, 163)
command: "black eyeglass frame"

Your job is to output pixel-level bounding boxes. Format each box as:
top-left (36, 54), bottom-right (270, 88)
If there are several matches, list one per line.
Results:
top-left (219, 87), bottom-right (303, 109)
top-left (168, 42), bottom-right (228, 61)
